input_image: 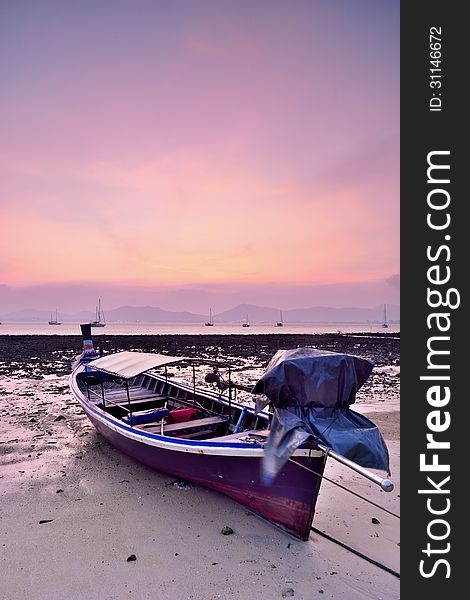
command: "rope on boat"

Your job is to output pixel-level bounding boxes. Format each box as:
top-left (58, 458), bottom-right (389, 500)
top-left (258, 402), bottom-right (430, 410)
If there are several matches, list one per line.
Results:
top-left (287, 458), bottom-right (400, 520)
top-left (289, 455), bottom-right (400, 578)
top-left (310, 526), bottom-right (400, 579)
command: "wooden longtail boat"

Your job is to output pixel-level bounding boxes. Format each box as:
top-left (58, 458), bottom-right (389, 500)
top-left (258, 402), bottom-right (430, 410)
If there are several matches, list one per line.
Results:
top-left (69, 326), bottom-right (392, 540)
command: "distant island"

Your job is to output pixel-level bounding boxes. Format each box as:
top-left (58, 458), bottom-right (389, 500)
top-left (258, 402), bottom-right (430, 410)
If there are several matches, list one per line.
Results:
top-left (0, 303), bottom-right (400, 324)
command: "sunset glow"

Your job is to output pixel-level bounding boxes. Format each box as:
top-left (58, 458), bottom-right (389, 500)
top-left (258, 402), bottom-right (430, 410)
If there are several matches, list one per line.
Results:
top-left (0, 1), bottom-right (399, 311)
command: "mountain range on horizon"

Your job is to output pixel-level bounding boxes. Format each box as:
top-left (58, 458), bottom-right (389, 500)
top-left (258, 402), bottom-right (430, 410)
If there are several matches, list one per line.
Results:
top-left (0, 303), bottom-right (400, 324)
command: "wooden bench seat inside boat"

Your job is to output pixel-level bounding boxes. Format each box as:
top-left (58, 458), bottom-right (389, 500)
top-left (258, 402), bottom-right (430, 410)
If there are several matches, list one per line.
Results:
top-left (142, 415), bottom-right (227, 435)
top-left (101, 386), bottom-right (151, 396)
top-left (104, 394), bottom-right (167, 408)
top-left (106, 391), bottom-right (166, 402)
top-left (96, 393), bottom-right (168, 418)
top-left (210, 429), bottom-right (269, 442)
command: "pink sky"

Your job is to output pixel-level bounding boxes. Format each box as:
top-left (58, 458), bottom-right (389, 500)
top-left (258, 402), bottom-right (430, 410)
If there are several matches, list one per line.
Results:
top-left (0, 1), bottom-right (399, 312)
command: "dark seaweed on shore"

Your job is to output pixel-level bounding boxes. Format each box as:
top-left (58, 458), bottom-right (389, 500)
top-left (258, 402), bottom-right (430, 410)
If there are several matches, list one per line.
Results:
top-left (0, 333), bottom-right (399, 379)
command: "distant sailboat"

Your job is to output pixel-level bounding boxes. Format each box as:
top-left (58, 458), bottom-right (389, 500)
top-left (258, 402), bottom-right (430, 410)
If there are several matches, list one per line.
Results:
top-left (276, 310), bottom-right (284, 327)
top-left (382, 304), bottom-right (389, 328)
top-left (90, 299), bottom-right (106, 327)
top-left (242, 314), bottom-right (250, 328)
top-left (48, 309), bottom-right (62, 325)
top-left (205, 308), bottom-right (214, 326)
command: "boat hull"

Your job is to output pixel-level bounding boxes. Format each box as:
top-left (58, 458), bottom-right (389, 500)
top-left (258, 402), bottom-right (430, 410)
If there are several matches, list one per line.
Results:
top-left (70, 366), bottom-right (326, 540)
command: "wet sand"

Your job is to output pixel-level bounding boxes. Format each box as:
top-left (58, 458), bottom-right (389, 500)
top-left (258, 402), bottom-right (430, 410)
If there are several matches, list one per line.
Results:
top-left (0, 334), bottom-right (400, 599)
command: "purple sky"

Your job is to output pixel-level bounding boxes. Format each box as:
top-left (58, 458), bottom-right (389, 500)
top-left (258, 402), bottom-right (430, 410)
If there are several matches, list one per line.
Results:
top-left (0, 1), bottom-right (399, 313)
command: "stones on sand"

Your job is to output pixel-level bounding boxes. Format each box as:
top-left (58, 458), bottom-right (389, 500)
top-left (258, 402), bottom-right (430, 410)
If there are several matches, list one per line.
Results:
top-left (220, 526), bottom-right (234, 535)
top-left (166, 478), bottom-right (193, 489)
top-left (126, 554), bottom-right (137, 562)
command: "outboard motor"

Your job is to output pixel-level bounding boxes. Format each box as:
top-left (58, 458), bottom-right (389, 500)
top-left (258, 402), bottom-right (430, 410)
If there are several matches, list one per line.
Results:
top-left (204, 371), bottom-right (228, 391)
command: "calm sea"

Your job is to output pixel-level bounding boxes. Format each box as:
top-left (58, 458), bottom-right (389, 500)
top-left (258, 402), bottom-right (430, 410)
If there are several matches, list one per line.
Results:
top-left (0, 322), bottom-right (400, 336)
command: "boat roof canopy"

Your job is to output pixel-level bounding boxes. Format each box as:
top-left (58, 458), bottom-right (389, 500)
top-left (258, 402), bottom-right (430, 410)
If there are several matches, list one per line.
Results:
top-left (87, 351), bottom-right (186, 379)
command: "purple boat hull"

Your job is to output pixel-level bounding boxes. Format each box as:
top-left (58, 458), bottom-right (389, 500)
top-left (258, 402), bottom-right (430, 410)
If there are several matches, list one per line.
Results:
top-left (70, 364), bottom-right (326, 540)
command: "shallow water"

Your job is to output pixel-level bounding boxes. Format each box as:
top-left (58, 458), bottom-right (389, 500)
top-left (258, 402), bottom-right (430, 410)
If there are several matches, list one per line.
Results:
top-left (0, 321), bottom-right (400, 336)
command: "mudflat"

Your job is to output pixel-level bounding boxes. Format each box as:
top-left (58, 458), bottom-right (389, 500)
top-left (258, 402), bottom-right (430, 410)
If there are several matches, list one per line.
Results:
top-left (0, 333), bottom-right (400, 600)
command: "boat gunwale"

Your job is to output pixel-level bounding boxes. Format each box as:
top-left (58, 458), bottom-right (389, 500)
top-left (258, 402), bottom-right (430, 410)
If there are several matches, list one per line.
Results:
top-left (69, 364), bottom-right (322, 458)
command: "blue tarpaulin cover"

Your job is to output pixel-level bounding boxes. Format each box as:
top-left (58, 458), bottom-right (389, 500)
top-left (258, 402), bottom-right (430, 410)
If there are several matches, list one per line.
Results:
top-left (252, 348), bottom-right (390, 484)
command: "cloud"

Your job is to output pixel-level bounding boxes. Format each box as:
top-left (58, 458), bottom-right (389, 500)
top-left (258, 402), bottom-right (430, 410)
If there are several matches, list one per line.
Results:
top-left (0, 1), bottom-right (399, 290)
top-left (386, 274), bottom-right (400, 290)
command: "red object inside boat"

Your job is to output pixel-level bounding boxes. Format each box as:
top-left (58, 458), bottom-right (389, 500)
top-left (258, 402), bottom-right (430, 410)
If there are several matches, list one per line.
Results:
top-left (169, 408), bottom-right (198, 423)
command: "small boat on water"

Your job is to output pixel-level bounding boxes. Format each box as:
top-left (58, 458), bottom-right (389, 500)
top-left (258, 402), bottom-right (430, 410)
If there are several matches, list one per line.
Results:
top-left (205, 308), bottom-right (214, 326)
top-left (382, 303), bottom-right (389, 328)
top-left (90, 298), bottom-right (106, 327)
top-left (242, 314), bottom-right (250, 327)
top-left (48, 309), bottom-right (62, 325)
top-left (69, 325), bottom-right (392, 540)
top-left (276, 310), bottom-right (284, 327)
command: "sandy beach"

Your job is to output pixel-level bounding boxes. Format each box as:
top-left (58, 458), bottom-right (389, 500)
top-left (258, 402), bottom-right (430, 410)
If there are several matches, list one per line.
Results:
top-left (0, 334), bottom-right (400, 600)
